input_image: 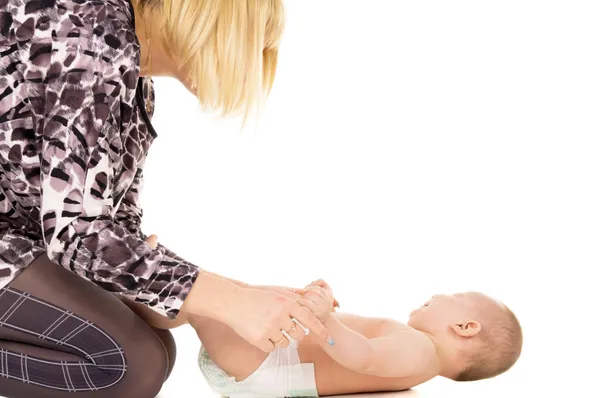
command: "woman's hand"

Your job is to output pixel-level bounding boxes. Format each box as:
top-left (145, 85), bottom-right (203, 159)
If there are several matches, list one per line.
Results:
top-left (252, 285), bottom-right (305, 300)
top-left (145, 234), bottom-right (158, 249)
top-left (221, 286), bottom-right (333, 352)
top-left (165, 230), bottom-right (334, 352)
top-left (298, 285), bottom-right (335, 324)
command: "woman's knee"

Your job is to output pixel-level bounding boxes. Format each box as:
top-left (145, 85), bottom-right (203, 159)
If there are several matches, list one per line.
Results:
top-left (3, 257), bottom-right (172, 397)
top-left (117, 296), bottom-right (178, 381)
top-left (152, 327), bottom-right (177, 381)
top-left (117, 317), bottom-right (170, 397)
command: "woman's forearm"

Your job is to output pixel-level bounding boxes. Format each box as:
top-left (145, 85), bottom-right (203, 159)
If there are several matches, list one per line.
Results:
top-left (317, 315), bottom-right (375, 372)
top-left (124, 269), bottom-right (246, 329)
top-left (210, 271), bottom-right (251, 287)
top-left (180, 269), bottom-right (241, 323)
top-left (178, 269), bottom-right (302, 324)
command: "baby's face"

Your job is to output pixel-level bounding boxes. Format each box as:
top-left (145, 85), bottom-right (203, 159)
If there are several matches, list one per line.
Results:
top-left (407, 291), bottom-right (488, 334)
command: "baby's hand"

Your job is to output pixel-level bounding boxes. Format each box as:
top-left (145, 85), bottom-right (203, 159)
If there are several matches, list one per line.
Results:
top-left (298, 285), bottom-right (335, 324)
top-left (306, 279), bottom-right (340, 309)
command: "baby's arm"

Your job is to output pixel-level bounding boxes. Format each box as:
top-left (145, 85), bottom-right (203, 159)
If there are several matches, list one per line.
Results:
top-left (300, 286), bottom-right (436, 378)
top-left (321, 316), bottom-right (435, 377)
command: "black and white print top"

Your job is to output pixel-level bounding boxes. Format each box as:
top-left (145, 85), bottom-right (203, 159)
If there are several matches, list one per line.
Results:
top-left (0, 0), bottom-right (199, 319)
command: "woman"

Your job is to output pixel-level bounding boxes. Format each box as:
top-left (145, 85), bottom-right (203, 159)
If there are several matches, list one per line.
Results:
top-left (0, 0), bottom-right (331, 397)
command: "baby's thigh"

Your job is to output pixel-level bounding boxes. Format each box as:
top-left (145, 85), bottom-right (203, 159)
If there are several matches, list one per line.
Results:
top-left (190, 315), bottom-right (268, 381)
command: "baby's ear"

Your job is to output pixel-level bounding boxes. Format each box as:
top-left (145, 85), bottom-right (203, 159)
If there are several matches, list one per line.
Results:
top-left (450, 320), bottom-right (481, 338)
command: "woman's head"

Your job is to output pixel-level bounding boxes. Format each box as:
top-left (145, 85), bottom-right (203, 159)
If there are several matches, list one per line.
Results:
top-left (135, 0), bottom-right (285, 118)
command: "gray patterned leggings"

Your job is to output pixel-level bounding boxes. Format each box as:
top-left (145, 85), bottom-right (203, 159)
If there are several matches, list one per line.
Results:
top-left (0, 255), bottom-right (176, 398)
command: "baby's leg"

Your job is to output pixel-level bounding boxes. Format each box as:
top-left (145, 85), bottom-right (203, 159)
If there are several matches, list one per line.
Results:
top-left (189, 315), bottom-right (269, 381)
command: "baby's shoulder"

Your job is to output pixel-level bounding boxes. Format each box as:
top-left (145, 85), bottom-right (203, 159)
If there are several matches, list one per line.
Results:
top-left (332, 312), bottom-right (407, 338)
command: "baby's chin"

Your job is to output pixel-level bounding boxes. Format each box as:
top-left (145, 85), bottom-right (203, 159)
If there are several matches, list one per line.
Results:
top-left (407, 309), bottom-right (421, 327)
top-left (407, 307), bottom-right (432, 330)
top-left (409, 304), bottom-right (428, 318)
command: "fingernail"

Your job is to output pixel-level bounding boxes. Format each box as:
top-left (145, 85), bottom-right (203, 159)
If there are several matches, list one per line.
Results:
top-left (327, 338), bottom-right (335, 346)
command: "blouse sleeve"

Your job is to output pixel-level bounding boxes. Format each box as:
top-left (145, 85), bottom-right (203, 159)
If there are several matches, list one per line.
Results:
top-left (36, 23), bottom-right (198, 319)
top-left (114, 164), bottom-right (145, 238)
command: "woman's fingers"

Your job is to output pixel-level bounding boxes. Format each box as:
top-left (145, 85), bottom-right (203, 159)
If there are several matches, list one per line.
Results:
top-left (228, 287), bottom-right (332, 353)
top-left (289, 304), bottom-right (331, 344)
top-left (145, 234), bottom-right (158, 250)
top-left (255, 286), bottom-right (304, 300)
top-left (267, 317), bottom-right (310, 349)
top-left (284, 318), bottom-right (306, 341)
top-left (269, 329), bottom-right (290, 349)
top-left (275, 287), bottom-right (303, 300)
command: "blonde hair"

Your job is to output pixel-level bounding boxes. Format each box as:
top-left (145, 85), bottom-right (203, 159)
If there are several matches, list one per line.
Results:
top-left (454, 304), bottom-right (523, 382)
top-left (138, 0), bottom-right (284, 119)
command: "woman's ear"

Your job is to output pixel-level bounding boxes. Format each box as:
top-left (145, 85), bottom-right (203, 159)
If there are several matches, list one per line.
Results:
top-left (450, 320), bottom-right (481, 337)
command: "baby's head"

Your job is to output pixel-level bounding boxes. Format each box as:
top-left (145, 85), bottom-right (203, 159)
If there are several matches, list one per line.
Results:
top-left (407, 291), bottom-right (522, 382)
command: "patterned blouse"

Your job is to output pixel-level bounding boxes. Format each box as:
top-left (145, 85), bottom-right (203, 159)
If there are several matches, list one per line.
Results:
top-left (0, 0), bottom-right (199, 319)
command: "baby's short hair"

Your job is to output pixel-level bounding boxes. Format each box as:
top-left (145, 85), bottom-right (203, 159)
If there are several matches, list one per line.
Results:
top-left (454, 302), bottom-right (523, 382)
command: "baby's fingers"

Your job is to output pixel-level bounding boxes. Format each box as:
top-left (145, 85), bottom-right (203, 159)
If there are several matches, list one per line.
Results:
top-left (298, 298), bottom-right (320, 316)
top-left (305, 286), bottom-right (327, 300)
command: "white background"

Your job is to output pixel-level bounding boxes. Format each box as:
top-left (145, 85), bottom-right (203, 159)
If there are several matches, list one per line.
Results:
top-left (139, 1), bottom-right (598, 397)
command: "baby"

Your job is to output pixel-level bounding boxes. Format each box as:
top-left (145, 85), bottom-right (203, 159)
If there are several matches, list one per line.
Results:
top-left (190, 280), bottom-right (523, 397)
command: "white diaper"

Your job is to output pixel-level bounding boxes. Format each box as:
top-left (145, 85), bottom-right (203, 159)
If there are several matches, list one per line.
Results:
top-left (198, 339), bottom-right (319, 398)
